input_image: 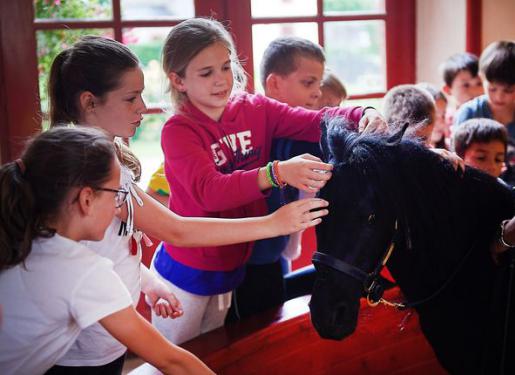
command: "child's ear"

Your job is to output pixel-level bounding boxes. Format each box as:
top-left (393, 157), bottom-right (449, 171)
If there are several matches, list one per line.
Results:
top-left (265, 73), bottom-right (281, 96)
top-left (79, 91), bottom-right (97, 113)
top-left (442, 85), bottom-right (452, 96)
top-left (169, 72), bottom-right (186, 93)
top-left (76, 187), bottom-right (96, 216)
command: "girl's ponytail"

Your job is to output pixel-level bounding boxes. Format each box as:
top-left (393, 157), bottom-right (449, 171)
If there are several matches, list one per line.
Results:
top-left (48, 49), bottom-right (76, 126)
top-left (0, 162), bottom-right (39, 269)
top-left (0, 127), bottom-right (116, 270)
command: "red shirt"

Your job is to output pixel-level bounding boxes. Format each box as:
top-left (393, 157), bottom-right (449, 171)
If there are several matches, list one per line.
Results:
top-left (162, 92), bottom-right (363, 271)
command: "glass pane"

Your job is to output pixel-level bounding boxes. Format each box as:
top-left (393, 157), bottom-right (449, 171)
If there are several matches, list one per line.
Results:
top-left (34, 0), bottom-right (112, 20)
top-left (345, 97), bottom-right (384, 112)
top-left (323, 0), bottom-right (384, 15)
top-left (123, 27), bottom-right (171, 108)
top-left (251, 0), bottom-right (317, 18)
top-left (130, 112), bottom-right (169, 189)
top-left (36, 29), bottom-right (114, 114)
top-left (324, 21), bottom-right (386, 95)
top-left (121, 0), bottom-right (194, 20)
top-left (252, 23), bottom-right (318, 93)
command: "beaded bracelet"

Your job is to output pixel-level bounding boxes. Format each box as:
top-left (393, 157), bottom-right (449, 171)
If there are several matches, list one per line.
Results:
top-left (499, 220), bottom-right (515, 248)
top-left (265, 161), bottom-right (278, 188)
top-left (272, 160), bottom-right (287, 188)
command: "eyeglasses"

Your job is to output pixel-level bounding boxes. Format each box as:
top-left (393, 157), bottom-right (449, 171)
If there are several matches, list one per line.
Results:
top-left (93, 186), bottom-right (129, 208)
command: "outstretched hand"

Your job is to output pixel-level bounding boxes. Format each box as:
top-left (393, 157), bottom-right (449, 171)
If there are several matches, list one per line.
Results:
top-left (272, 197), bottom-right (329, 235)
top-left (145, 280), bottom-right (184, 319)
top-left (358, 108), bottom-right (388, 134)
top-left (430, 148), bottom-right (465, 172)
top-left (278, 154), bottom-right (333, 193)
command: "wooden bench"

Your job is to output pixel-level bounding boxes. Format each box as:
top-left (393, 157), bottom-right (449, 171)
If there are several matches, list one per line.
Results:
top-left (130, 288), bottom-right (446, 374)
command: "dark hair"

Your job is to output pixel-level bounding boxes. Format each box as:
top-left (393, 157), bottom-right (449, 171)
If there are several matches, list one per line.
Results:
top-left (162, 18), bottom-right (247, 108)
top-left (441, 52), bottom-right (479, 86)
top-left (383, 84), bottom-right (435, 136)
top-left (260, 37), bottom-right (325, 88)
top-left (48, 36), bottom-right (142, 181)
top-left (48, 36), bottom-right (139, 126)
top-left (451, 118), bottom-right (508, 157)
top-left (0, 127), bottom-right (115, 270)
top-left (416, 82), bottom-right (447, 103)
top-left (479, 41), bottom-right (515, 85)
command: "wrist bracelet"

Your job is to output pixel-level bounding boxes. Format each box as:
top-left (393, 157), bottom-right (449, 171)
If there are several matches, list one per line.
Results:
top-left (272, 160), bottom-right (287, 188)
top-left (499, 220), bottom-right (515, 248)
top-left (361, 106), bottom-right (376, 117)
top-left (265, 162), bottom-right (278, 188)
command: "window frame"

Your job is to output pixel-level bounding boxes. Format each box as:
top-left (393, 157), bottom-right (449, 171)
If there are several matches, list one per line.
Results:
top-left (0, 0), bottom-right (430, 162)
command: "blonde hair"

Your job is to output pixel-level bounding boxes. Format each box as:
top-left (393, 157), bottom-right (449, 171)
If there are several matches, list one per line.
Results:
top-left (162, 18), bottom-right (247, 109)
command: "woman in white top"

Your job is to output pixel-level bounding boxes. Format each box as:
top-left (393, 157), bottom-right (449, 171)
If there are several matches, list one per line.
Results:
top-left (45, 36), bottom-right (329, 373)
top-left (0, 127), bottom-right (213, 375)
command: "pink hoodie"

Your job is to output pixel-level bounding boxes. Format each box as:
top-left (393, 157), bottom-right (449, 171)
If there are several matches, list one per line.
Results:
top-left (161, 92), bottom-right (363, 271)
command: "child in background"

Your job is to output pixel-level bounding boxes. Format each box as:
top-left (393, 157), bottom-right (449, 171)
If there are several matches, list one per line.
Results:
top-left (451, 118), bottom-right (507, 179)
top-left (318, 68), bottom-right (348, 108)
top-left (152, 19), bottom-right (384, 344)
top-left (417, 82), bottom-right (449, 149)
top-left (146, 162), bottom-right (170, 206)
top-left (228, 36), bottom-right (327, 322)
top-left (441, 52), bottom-right (483, 124)
top-left (454, 41), bottom-right (515, 140)
top-left (383, 84), bottom-right (436, 146)
top-left (0, 127), bottom-right (213, 375)
top-left (46, 36), bottom-right (329, 373)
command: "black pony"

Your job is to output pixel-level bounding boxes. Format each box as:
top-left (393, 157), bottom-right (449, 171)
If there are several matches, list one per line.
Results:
top-left (309, 118), bottom-right (515, 374)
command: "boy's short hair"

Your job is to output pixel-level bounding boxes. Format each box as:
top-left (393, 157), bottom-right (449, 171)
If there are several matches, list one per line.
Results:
top-left (451, 118), bottom-right (508, 157)
top-left (416, 82), bottom-right (447, 103)
top-left (441, 52), bottom-right (479, 86)
top-left (322, 69), bottom-right (347, 99)
top-left (383, 84), bottom-right (435, 130)
top-left (260, 37), bottom-right (325, 88)
top-left (479, 41), bottom-right (515, 85)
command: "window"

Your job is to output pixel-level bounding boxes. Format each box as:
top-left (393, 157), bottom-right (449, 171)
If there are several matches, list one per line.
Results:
top-left (242, 0), bottom-right (413, 107)
top-left (31, 0), bottom-right (195, 186)
top-left (0, 0), bottom-right (414, 164)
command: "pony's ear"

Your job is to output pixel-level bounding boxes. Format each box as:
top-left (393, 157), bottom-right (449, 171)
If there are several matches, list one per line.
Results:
top-left (386, 122), bottom-right (410, 146)
top-left (319, 115), bottom-right (332, 163)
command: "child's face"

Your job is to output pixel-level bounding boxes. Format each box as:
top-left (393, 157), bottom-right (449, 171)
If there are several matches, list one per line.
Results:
top-left (318, 87), bottom-right (345, 108)
top-left (448, 70), bottom-right (483, 106)
top-left (87, 67), bottom-right (147, 139)
top-left (89, 158), bottom-right (122, 241)
top-left (431, 98), bottom-right (449, 140)
top-left (483, 80), bottom-right (515, 113)
top-left (463, 140), bottom-right (506, 178)
top-left (272, 56), bottom-right (324, 109)
top-left (173, 42), bottom-right (233, 121)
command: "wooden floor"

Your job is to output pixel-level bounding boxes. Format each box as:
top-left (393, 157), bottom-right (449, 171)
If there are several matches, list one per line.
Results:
top-left (128, 289), bottom-right (447, 375)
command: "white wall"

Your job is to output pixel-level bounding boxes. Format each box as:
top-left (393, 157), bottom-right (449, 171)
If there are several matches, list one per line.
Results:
top-left (482, 0), bottom-right (515, 49)
top-left (416, 0), bottom-right (466, 86)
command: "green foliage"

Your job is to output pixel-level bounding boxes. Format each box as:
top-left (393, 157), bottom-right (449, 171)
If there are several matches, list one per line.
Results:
top-left (129, 42), bottom-right (163, 67)
top-left (324, 0), bottom-right (380, 13)
top-left (34, 0), bottom-right (112, 110)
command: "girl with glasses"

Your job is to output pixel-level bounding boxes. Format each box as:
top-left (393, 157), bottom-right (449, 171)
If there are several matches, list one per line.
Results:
top-left (0, 127), bottom-right (213, 375)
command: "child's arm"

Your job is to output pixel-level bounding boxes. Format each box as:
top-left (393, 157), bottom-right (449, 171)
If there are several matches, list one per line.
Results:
top-left (126, 185), bottom-right (329, 247)
top-left (140, 264), bottom-right (183, 319)
top-left (263, 95), bottom-right (364, 141)
top-left (100, 306), bottom-right (214, 375)
top-left (163, 123), bottom-right (332, 211)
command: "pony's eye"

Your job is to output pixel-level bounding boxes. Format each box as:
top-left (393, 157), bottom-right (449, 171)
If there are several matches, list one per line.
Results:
top-left (368, 213), bottom-right (376, 224)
